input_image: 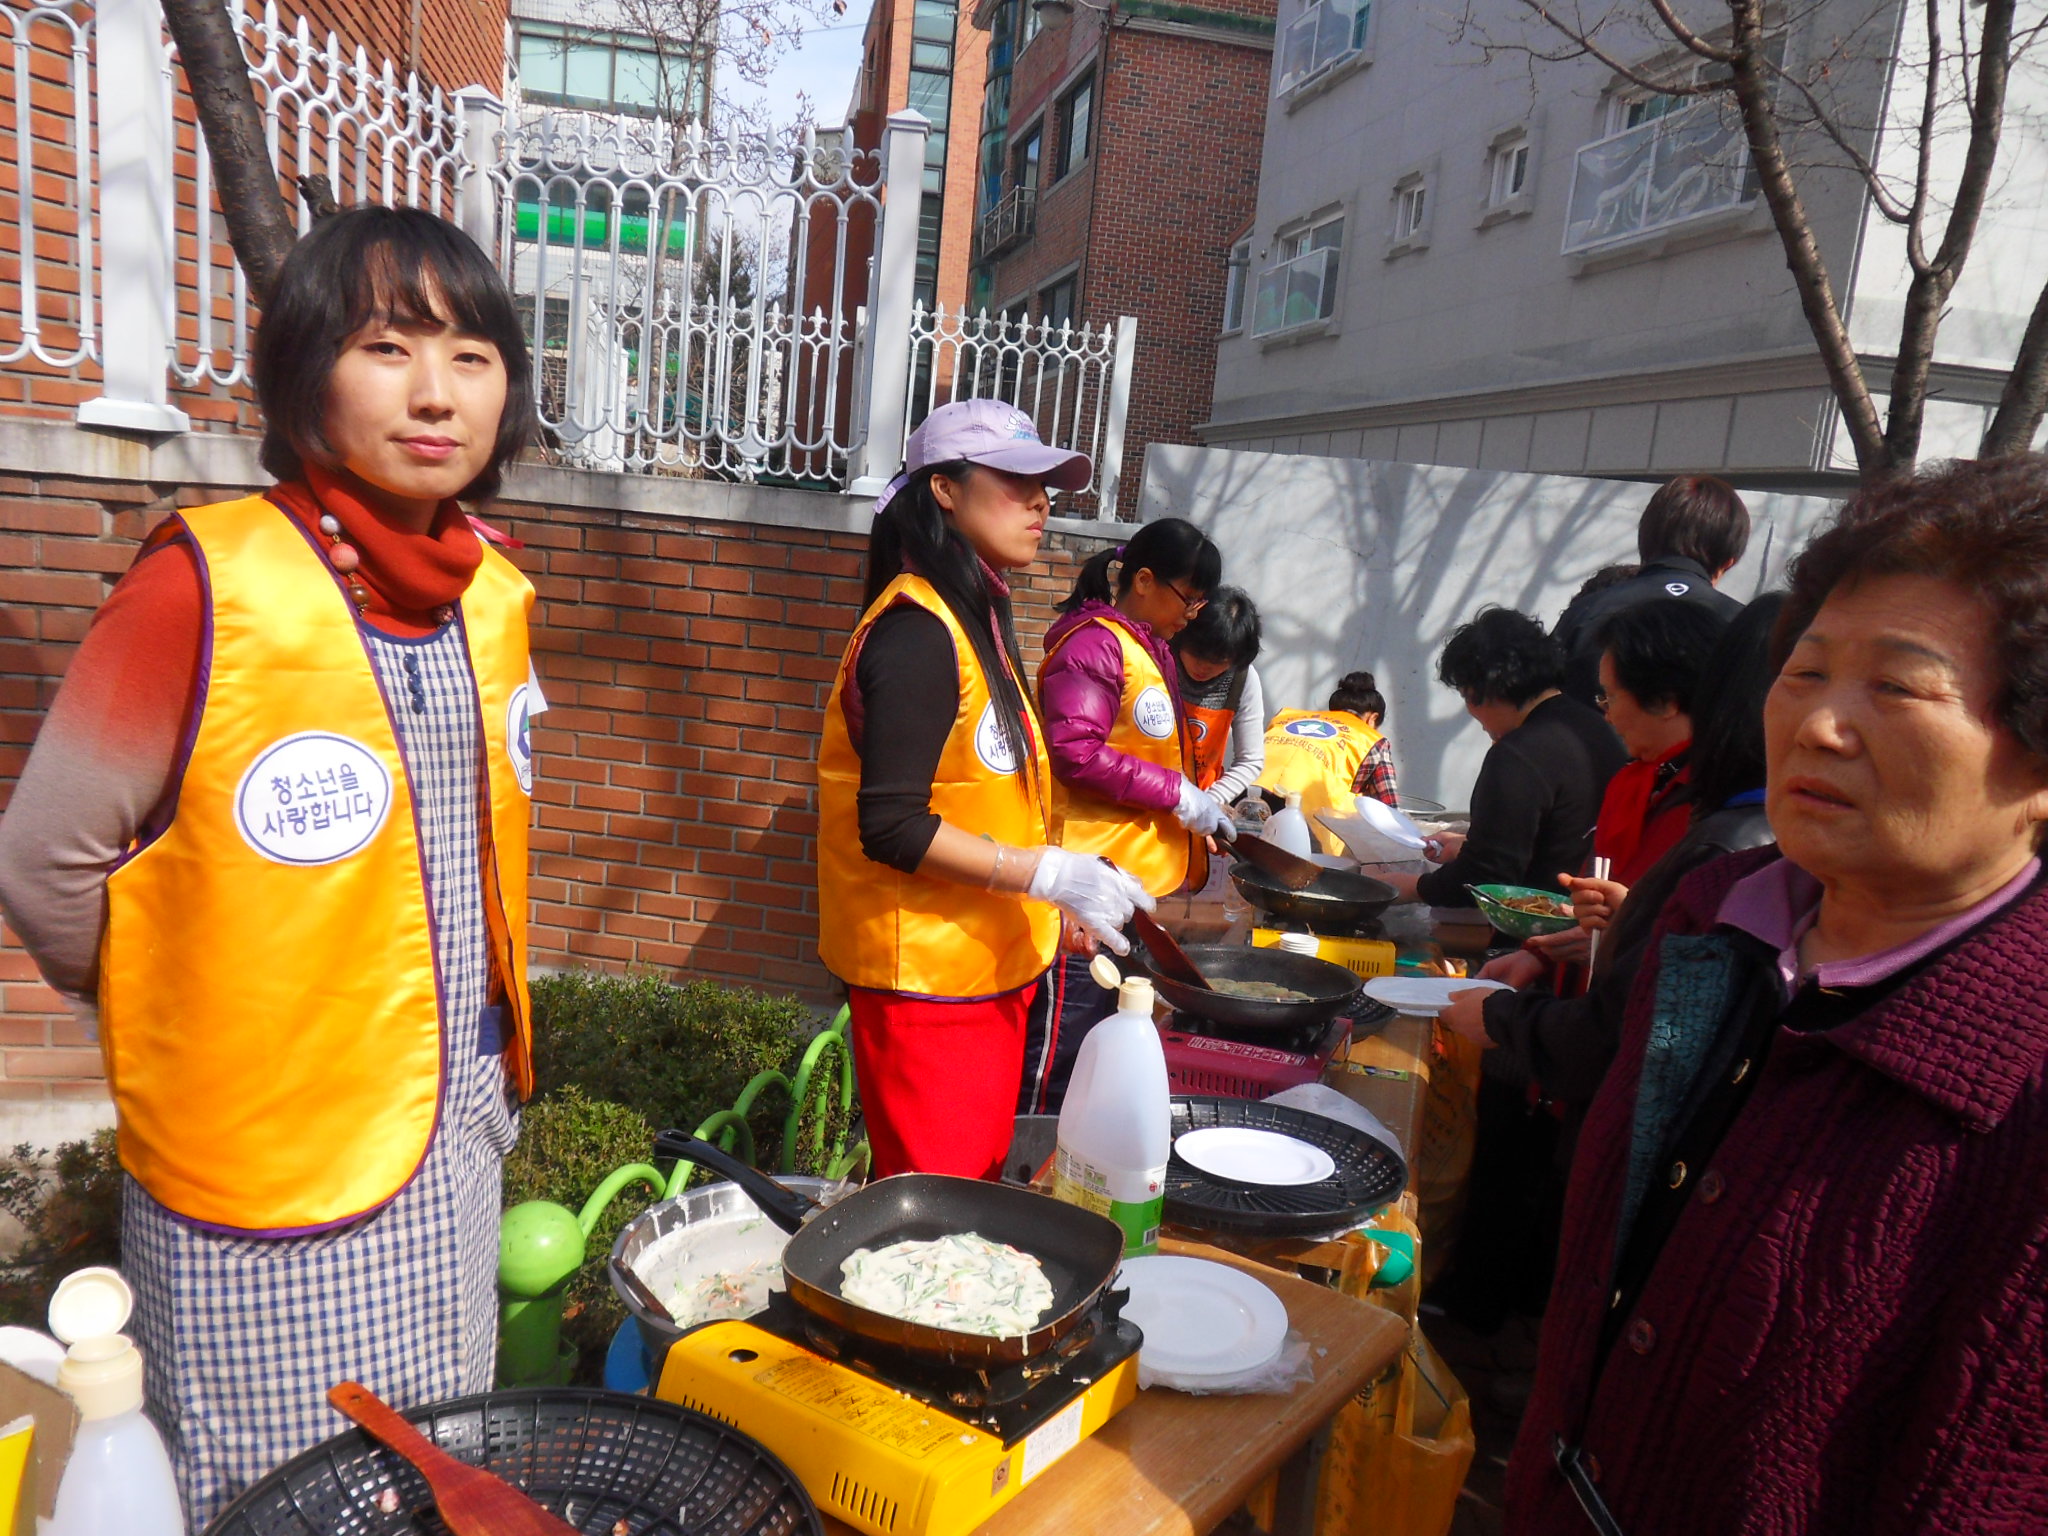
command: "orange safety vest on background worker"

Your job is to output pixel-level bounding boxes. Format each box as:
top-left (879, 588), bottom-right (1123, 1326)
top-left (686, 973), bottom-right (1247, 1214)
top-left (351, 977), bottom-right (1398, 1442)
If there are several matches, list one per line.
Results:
top-left (818, 574), bottom-right (1061, 998)
top-left (98, 494), bottom-right (535, 1235)
top-left (1184, 666), bottom-right (1249, 792)
top-left (1259, 709), bottom-right (1383, 856)
top-left (1041, 617), bottom-right (1205, 897)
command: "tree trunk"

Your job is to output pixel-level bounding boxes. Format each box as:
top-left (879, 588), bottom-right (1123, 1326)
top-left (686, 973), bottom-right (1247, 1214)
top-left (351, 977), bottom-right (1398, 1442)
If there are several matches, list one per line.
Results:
top-left (160, 0), bottom-right (296, 304)
top-left (1723, 0), bottom-right (1891, 478)
top-left (1980, 276), bottom-right (2048, 456)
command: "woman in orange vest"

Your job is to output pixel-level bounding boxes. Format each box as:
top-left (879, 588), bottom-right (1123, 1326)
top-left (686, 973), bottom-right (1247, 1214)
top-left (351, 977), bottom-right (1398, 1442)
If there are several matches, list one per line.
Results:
top-left (0, 209), bottom-right (537, 1525)
top-left (818, 401), bottom-right (1152, 1181)
top-left (1257, 671), bottom-right (1398, 852)
top-left (1174, 586), bottom-right (1267, 808)
top-left (1025, 518), bottom-right (1228, 1111)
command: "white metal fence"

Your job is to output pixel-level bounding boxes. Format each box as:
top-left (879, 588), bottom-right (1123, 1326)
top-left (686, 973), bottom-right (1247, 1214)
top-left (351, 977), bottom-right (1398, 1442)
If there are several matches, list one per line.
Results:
top-left (1562, 100), bottom-right (1757, 255)
top-left (1, 0), bottom-right (1138, 507)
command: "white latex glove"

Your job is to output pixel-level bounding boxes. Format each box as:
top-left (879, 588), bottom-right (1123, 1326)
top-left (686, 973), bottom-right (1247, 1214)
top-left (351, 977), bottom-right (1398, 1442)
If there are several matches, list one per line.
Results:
top-left (1029, 848), bottom-right (1155, 954)
top-left (1173, 776), bottom-right (1231, 837)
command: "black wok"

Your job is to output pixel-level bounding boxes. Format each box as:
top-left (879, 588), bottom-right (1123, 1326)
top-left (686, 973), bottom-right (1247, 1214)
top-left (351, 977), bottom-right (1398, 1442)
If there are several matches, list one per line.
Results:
top-left (653, 1133), bottom-right (1126, 1367)
top-left (1126, 943), bottom-right (1365, 1032)
top-left (1230, 860), bottom-right (1398, 932)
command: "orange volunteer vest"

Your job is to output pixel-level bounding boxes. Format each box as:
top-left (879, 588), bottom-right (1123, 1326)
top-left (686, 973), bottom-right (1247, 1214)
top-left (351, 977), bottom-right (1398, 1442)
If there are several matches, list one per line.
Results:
top-left (817, 575), bottom-right (1061, 999)
top-left (1258, 709), bottom-right (1384, 856)
top-left (1183, 666), bottom-right (1249, 791)
top-left (1041, 616), bottom-right (1202, 898)
top-left (98, 494), bottom-right (536, 1234)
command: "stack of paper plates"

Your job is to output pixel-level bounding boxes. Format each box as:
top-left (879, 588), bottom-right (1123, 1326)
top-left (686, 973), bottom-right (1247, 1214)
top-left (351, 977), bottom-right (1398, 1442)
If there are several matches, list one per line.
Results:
top-left (1117, 1254), bottom-right (1289, 1392)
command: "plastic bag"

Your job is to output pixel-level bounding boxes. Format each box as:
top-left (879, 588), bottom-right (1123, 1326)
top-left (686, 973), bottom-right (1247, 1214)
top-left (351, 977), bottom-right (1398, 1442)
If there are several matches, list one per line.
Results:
top-left (1138, 1327), bottom-right (1317, 1394)
top-left (1314, 795), bottom-right (1429, 865)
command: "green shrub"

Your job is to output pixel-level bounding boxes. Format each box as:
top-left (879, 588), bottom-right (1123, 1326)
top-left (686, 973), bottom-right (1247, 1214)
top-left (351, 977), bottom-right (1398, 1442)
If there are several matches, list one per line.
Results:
top-left (0, 1131), bottom-right (123, 1328)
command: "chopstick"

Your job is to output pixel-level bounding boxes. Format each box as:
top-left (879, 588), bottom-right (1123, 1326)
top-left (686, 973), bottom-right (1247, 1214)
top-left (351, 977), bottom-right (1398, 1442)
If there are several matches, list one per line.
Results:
top-left (1586, 855), bottom-right (1612, 969)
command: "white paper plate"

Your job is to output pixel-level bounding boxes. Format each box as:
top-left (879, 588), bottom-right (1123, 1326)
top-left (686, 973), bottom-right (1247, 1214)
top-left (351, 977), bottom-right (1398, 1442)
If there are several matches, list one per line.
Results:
top-left (1362, 976), bottom-right (1511, 1017)
top-left (1174, 1126), bottom-right (1336, 1187)
top-left (1118, 1255), bottom-right (1289, 1381)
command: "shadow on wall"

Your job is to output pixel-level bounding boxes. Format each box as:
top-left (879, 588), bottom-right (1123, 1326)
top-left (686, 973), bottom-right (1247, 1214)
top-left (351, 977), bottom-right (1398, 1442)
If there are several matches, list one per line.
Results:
top-left (1140, 445), bottom-right (1841, 805)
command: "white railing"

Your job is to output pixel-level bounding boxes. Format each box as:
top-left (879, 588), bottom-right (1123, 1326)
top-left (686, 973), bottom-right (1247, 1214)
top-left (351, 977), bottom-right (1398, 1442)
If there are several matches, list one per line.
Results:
top-left (1251, 245), bottom-right (1337, 336)
top-left (0, 1), bottom-right (1137, 501)
top-left (1562, 99), bottom-right (1756, 254)
top-left (976, 185), bottom-right (1036, 259)
top-left (905, 305), bottom-right (1136, 517)
top-left (1277, 0), bottom-right (1368, 93)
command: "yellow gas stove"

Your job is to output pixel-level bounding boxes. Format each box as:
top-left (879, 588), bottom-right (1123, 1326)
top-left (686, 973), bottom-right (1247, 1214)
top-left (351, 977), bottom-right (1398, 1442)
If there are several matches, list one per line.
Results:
top-left (653, 1298), bottom-right (1141, 1536)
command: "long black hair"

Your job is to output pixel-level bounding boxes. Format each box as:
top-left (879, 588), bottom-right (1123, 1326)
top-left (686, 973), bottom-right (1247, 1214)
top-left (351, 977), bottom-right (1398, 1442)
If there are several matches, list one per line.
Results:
top-left (866, 462), bottom-right (1039, 786)
top-left (1058, 516), bottom-right (1222, 614)
top-left (1687, 592), bottom-right (1787, 816)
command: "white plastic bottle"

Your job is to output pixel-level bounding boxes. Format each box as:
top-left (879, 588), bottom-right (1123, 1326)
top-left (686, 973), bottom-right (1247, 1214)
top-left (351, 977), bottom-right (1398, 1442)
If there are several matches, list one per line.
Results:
top-left (1265, 792), bottom-right (1314, 859)
top-left (1052, 975), bottom-right (1171, 1256)
top-left (43, 1267), bottom-right (182, 1536)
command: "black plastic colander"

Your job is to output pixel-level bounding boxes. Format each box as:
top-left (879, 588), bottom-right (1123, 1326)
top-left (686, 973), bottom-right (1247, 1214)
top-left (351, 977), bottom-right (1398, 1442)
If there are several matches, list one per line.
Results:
top-left (1164, 1096), bottom-right (1408, 1238)
top-left (204, 1389), bottom-right (821, 1536)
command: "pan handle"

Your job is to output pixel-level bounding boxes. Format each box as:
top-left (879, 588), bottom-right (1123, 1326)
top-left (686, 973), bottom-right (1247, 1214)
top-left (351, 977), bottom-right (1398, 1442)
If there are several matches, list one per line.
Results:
top-left (652, 1130), bottom-right (819, 1234)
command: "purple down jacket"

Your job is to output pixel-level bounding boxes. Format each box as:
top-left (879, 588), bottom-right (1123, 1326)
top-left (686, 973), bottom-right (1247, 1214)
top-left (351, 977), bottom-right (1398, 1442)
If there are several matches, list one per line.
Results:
top-left (1037, 602), bottom-right (1184, 811)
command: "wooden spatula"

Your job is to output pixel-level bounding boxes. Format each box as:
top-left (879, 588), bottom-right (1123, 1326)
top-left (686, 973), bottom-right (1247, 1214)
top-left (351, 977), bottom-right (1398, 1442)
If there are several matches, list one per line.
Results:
top-left (1217, 826), bottom-right (1325, 891)
top-left (1131, 908), bottom-right (1211, 990)
top-left (327, 1382), bottom-right (581, 1536)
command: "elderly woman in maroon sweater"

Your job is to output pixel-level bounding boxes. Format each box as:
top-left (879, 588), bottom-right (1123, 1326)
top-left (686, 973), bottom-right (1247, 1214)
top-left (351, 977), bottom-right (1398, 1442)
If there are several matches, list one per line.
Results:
top-left (1512, 456), bottom-right (2048, 1535)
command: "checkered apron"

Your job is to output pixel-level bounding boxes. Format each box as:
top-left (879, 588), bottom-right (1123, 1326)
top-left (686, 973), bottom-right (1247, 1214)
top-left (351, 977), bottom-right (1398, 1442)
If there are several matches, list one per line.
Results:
top-left (123, 621), bottom-right (521, 1529)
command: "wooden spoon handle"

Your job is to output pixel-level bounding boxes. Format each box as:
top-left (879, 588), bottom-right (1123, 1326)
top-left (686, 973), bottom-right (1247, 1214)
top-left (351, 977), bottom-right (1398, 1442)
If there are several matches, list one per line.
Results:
top-left (327, 1381), bottom-right (466, 1482)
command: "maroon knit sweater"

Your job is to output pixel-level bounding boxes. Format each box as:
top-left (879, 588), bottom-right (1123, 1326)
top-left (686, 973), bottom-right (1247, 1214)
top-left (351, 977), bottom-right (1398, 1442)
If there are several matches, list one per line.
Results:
top-left (1508, 846), bottom-right (2048, 1535)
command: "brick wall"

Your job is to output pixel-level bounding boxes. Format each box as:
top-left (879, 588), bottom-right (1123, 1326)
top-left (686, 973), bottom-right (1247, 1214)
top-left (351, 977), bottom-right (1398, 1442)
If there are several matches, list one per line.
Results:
top-left (985, 6), bottom-right (1274, 494)
top-left (0, 467), bottom-right (1107, 1101)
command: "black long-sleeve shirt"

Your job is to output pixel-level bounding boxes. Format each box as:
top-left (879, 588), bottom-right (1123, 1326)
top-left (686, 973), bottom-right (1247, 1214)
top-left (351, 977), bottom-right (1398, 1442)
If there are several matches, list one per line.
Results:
top-left (851, 605), bottom-right (958, 872)
top-left (1414, 693), bottom-right (1627, 906)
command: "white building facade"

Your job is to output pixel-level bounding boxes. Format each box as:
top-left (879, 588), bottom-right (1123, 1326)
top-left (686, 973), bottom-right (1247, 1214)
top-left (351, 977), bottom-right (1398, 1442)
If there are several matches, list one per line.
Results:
top-left (1201, 0), bottom-right (2048, 488)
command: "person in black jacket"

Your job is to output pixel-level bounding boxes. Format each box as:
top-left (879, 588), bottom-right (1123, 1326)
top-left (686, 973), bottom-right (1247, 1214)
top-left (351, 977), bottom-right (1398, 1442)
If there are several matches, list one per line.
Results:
top-left (1553, 475), bottom-right (1751, 707)
top-left (1389, 609), bottom-right (1626, 907)
top-left (1442, 592), bottom-right (1788, 1139)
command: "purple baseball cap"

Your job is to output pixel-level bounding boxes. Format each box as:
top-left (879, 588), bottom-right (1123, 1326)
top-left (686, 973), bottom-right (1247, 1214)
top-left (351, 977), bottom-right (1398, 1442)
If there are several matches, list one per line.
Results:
top-left (876, 399), bottom-right (1092, 511)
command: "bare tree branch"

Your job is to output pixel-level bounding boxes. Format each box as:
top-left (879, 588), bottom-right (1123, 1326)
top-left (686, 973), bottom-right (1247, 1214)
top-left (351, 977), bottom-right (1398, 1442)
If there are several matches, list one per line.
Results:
top-left (161, 0), bottom-right (296, 303)
top-left (1981, 277), bottom-right (2048, 455)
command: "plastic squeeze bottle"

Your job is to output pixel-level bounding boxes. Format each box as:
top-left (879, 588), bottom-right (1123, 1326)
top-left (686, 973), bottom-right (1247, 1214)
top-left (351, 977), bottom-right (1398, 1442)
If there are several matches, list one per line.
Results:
top-left (1265, 793), bottom-right (1314, 859)
top-left (43, 1267), bottom-right (182, 1536)
top-left (1052, 970), bottom-right (1171, 1256)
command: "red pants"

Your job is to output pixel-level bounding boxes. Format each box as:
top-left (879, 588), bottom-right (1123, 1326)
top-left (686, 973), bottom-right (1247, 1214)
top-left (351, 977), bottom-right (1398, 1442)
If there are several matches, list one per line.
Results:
top-left (848, 984), bottom-right (1034, 1180)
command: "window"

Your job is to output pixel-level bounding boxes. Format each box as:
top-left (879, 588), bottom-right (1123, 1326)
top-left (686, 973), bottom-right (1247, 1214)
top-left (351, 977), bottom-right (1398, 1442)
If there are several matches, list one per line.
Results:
top-left (1023, 0), bottom-right (1044, 46)
top-left (515, 23), bottom-right (705, 120)
top-left (1054, 76), bottom-right (1093, 181)
top-left (1489, 136), bottom-right (1530, 204)
top-left (1277, 0), bottom-right (1369, 94)
top-left (1253, 213), bottom-right (1343, 336)
top-left (1394, 179), bottom-right (1427, 240)
top-left (1041, 274), bottom-right (1078, 333)
top-left (1013, 123), bottom-right (1043, 191)
top-left (1222, 238), bottom-right (1251, 333)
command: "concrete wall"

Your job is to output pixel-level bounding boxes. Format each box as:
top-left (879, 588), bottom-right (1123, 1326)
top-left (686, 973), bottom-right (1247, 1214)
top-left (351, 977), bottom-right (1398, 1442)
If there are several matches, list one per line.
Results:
top-left (1140, 442), bottom-right (1840, 805)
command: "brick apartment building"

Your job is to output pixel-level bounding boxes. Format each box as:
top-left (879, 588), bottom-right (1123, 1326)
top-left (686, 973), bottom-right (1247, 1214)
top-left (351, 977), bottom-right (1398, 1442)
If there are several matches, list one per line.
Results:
top-left (966, 0), bottom-right (1275, 483)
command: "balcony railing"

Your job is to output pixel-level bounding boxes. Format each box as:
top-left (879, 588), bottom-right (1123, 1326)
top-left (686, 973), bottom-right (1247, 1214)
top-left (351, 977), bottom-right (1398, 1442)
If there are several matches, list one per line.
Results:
top-left (1251, 245), bottom-right (1338, 337)
top-left (978, 185), bottom-right (1038, 259)
top-left (1277, 0), bottom-right (1369, 93)
top-left (1562, 99), bottom-right (1757, 254)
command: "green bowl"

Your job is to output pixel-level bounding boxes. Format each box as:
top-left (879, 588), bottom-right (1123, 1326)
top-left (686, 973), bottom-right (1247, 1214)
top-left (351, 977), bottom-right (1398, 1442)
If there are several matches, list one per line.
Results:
top-left (1468, 883), bottom-right (1577, 938)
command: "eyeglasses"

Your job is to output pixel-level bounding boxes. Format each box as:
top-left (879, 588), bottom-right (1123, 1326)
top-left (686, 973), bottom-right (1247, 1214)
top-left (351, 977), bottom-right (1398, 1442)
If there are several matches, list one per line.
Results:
top-left (1594, 691), bottom-right (1610, 712)
top-left (1160, 576), bottom-right (1208, 616)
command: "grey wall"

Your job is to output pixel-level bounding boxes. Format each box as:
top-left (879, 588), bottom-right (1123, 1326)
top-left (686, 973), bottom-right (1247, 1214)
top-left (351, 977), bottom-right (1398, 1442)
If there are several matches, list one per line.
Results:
top-left (1141, 442), bottom-right (1839, 805)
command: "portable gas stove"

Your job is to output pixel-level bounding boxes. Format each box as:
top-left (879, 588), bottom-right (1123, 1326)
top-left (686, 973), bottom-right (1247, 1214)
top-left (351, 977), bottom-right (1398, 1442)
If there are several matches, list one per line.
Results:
top-left (653, 1290), bottom-right (1141, 1536)
top-left (1158, 1012), bottom-right (1351, 1099)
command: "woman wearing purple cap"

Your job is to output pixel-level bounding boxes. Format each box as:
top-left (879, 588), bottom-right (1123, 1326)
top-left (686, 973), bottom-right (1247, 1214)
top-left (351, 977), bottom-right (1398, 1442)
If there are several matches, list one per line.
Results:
top-left (815, 401), bottom-right (1153, 1179)
top-left (1022, 518), bottom-right (1230, 1113)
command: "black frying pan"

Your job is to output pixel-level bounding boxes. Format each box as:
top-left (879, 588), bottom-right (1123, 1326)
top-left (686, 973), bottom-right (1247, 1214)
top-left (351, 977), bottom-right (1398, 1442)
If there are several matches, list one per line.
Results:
top-left (1125, 942), bottom-right (1365, 1032)
top-left (1230, 860), bottom-right (1399, 932)
top-left (653, 1133), bottom-right (1126, 1367)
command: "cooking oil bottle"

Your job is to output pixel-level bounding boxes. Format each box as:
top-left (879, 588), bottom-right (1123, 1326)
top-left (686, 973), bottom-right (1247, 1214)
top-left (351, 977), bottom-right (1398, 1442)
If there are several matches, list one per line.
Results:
top-left (1052, 970), bottom-right (1170, 1256)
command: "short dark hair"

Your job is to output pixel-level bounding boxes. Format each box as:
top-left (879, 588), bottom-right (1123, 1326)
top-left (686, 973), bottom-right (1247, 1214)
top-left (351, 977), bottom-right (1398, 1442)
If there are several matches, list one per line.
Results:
top-left (1328, 670), bottom-right (1385, 721)
top-left (1437, 607), bottom-right (1566, 706)
top-left (1778, 455), bottom-right (2048, 762)
top-left (1574, 561), bottom-right (1641, 602)
top-left (1594, 599), bottom-right (1728, 715)
top-left (251, 206), bottom-right (536, 503)
top-left (1175, 586), bottom-right (1262, 668)
top-left (1687, 592), bottom-right (1787, 815)
top-left (1638, 475), bottom-right (1750, 574)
